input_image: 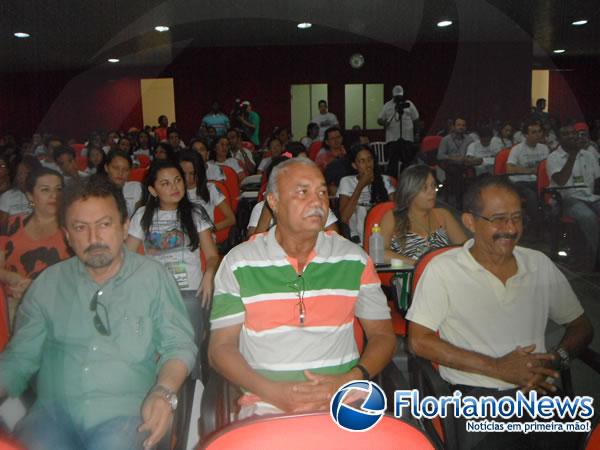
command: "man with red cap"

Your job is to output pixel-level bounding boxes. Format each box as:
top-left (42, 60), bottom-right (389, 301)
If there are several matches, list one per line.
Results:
top-left (574, 122), bottom-right (600, 159)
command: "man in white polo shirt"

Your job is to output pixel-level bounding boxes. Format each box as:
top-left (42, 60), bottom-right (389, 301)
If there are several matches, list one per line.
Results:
top-left (407, 176), bottom-right (593, 449)
top-left (547, 124), bottom-right (600, 270)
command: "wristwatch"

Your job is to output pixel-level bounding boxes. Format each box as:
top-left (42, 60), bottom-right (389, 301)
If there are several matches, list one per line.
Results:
top-left (152, 384), bottom-right (178, 411)
top-left (554, 347), bottom-right (570, 370)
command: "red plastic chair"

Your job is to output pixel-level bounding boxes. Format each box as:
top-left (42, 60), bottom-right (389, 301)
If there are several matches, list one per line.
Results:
top-left (308, 141), bottom-right (323, 161)
top-left (493, 147), bottom-right (511, 176)
top-left (129, 167), bottom-right (148, 183)
top-left (70, 143), bottom-right (85, 157)
top-left (201, 413), bottom-right (435, 450)
top-left (412, 246), bottom-right (455, 291)
top-left (137, 154), bottom-right (151, 168)
top-left (241, 141), bottom-right (255, 152)
top-left (75, 156), bottom-right (88, 171)
top-left (220, 166), bottom-right (240, 213)
top-left (420, 135), bottom-right (443, 153)
top-left (582, 420), bottom-right (600, 449)
top-left (0, 287), bottom-right (10, 352)
top-left (212, 183), bottom-right (233, 245)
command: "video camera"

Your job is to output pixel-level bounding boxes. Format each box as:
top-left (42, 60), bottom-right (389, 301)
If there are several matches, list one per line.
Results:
top-left (394, 94), bottom-right (410, 112)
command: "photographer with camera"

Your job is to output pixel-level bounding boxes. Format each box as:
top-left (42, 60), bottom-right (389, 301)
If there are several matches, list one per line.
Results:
top-left (377, 85), bottom-right (419, 143)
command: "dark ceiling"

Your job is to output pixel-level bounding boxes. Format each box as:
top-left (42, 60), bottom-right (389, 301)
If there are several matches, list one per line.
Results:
top-left (1, 0), bottom-right (599, 72)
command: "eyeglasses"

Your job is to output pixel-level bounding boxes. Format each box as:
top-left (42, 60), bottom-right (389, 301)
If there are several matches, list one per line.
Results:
top-left (90, 290), bottom-right (111, 336)
top-left (471, 212), bottom-right (523, 227)
top-left (287, 275), bottom-right (306, 326)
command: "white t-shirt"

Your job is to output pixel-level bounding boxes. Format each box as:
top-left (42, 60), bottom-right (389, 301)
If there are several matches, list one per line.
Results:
top-left (466, 142), bottom-right (498, 176)
top-left (311, 112), bottom-right (339, 140)
top-left (123, 181), bottom-right (143, 217)
top-left (128, 206), bottom-right (211, 291)
top-left (0, 189), bottom-right (31, 216)
top-left (206, 161), bottom-right (225, 181)
top-left (247, 200), bottom-right (338, 230)
top-left (214, 158), bottom-right (244, 175)
top-left (546, 147), bottom-right (600, 202)
top-left (407, 240), bottom-right (584, 389)
top-left (301, 136), bottom-right (314, 149)
top-left (187, 183), bottom-right (226, 224)
top-left (507, 142), bottom-right (549, 182)
top-left (490, 136), bottom-right (513, 154)
top-left (257, 156), bottom-right (272, 173)
top-left (233, 148), bottom-right (255, 169)
top-left (336, 175), bottom-right (396, 244)
top-left (377, 99), bottom-right (419, 143)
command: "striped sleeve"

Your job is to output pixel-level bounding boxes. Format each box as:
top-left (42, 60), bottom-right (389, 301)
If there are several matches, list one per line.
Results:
top-left (355, 256), bottom-right (390, 320)
top-left (210, 254), bottom-right (246, 329)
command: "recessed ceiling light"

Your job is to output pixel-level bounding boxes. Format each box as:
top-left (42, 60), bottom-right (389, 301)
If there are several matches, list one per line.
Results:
top-left (553, 49), bottom-right (566, 54)
top-left (14, 32), bottom-right (30, 38)
top-left (107, 58), bottom-right (120, 63)
top-left (571, 19), bottom-right (588, 26)
top-left (154, 25), bottom-right (170, 32)
top-left (297, 22), bottom-right (312, 29)
top-left (437, 20), bottom-right (453, 28)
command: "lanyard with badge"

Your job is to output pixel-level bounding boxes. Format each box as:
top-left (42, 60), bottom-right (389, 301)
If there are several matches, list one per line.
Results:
top-left (144, 211), bottom-right (190, 289)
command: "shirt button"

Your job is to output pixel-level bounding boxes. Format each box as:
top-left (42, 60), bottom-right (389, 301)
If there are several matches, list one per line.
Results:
top-left (83, 367), bottom-right (89, 373)
top-left (92, 346), bottom-right (97, 351)
top-left (97, 291), bottom-right (103, 296)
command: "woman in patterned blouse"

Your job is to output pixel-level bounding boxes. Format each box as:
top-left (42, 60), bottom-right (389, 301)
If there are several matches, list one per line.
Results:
top-left (380, 164), bottom-right (467, 264)
top-left (0, 167), bottom-right (71, 323)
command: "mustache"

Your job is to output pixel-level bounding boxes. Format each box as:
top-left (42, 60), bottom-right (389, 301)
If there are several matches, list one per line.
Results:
top-left (84, 243), bottom-right (110, 253)
top-left (493, 233), bottom-right (519, 241)
top-left (303, 208), bottom-right (326, 218)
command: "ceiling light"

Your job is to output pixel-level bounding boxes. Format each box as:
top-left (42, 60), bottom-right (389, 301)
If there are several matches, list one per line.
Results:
top-left (571, 19), bottom-right (588, 26)
top-left (297, 22), bottom-right (312, 29)
top-left (107, 58), bottom-right (120, 63)
top-left (553, 49), bottom-right (566, 54)
top-left (437, 20), bottom-right (453, 28)
top-left (14, 32), bottom-right (30, 38)
top-left (154, 25), bottom-right (170, 32)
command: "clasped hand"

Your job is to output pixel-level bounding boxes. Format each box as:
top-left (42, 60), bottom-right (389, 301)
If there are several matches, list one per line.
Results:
top-left (496, 344), bottom-right (560, 395)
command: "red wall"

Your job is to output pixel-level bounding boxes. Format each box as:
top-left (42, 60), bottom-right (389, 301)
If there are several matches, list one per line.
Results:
top-left (0, 41), bottom-right (532, 143)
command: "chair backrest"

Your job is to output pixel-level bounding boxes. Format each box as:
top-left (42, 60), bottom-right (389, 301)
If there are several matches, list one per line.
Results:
top-left (129, 167), bottom-right (148, 183)
top-left (137, 154), bottom-right (151, 168)
top-left (241, 141), bottom-right (255, 152)
top-left (583, 419), bottom-right (600, 450)
top-left (370, 142), bottom-right (387, 167)
top-left (308, 141), bottom-right (322, 161)
top-left (537, 159), bottom-right (550, 197)
top-left (0, 287), bottom-right (9, 352)
top-left (202, 413), bottom-right (435, 450)
top-left (75, 155), bottom-right (88, 171)
top-left (420, 135), bottom-right (443, 153)
top-left (70, 143), bottom-right (85, 157)
top-left (493, 148), bottom-right (511, 176)
top-left (219, 166), bottom-right (240, 212)
top-left (212, 183), bottom-right (232, 245)
top-left (412, 246), bottom-right (455, 291)
top-left (363, 202), bottom-right (395, 254)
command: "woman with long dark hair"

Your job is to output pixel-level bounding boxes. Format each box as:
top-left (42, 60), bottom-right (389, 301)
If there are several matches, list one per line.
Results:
top-left (380, 164), bottom-right (466, 263)
top-left (126, 160), bottom-right (219, 308)
top-left (337, 144), bottom-right (395, 244)
top-left (178, 150), bottom-right (235, 232)
top-left (98, 149), bottom-right (143, 217)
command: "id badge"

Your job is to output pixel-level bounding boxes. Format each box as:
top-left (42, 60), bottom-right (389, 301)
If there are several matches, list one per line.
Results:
top-left (573, 175), bottom-right (585, 185)
top-left (151, 248), bottom-right (189, 289)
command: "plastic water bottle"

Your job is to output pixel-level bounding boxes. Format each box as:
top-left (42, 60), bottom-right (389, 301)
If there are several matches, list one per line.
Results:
top-left (369, 224), bottom-right (384, 265)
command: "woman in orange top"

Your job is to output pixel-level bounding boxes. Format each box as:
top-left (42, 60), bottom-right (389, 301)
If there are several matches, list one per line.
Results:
top-left (0, 167), bottom-right (71, 323)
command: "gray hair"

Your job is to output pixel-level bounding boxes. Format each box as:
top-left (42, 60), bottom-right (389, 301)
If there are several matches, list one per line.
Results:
top-left (266, 157), bottom-right (319, 196)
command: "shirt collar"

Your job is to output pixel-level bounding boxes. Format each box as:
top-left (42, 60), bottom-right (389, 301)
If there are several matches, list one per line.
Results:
top-left (456, 238), bottom-right (538, 276)
top-left (266, 225), bottom-right (322, 268)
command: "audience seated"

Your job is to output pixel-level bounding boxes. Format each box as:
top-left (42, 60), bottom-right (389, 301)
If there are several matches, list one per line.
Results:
top-left (407, 176), bottom-right (593, 449)
top-left (154, 142), bottom-right (176, 162)
top-left (190, 138), bottom-right (225, 181)
top-left (209, 157), bottom-right (396, 418)
top-left (490, 121), bottom-right (515, 153)
top-left (98, 149), bottom-right (143, 217)
top-left (256, 137), bottom-right (282, 174)
top-left (178, 150), bottom-right (236, 233)
top-left (0, 155), bottom-right (41, 225)
top-left (0, 167), bottom-right (69, 324)
top-left (507, 118), bottom-right (549, 222)
top-left (465, 127), bottom-right (498, 176)
top-left (54, 146), bottom-right (87, 183)
top-left (126, 160), bottom-right (219, 350)
top-left (380, 165), bottom-right (466, 264)
top-left (209, 137), bottom-right (245, 180)
top-left (300, 122), bottom-right (320, 150)
top-left (83, 145), bottom-right (106, 176)
top-left (547, 124), bottom-right (600, 270)
top-left (315, 126), bottom-right (346, 172)
top-left (227, 128), bottom-right (255, 175)
top-left (0, 175), bottom-right (197, 450)
top-left (337, 144), bottom-right (395, 244)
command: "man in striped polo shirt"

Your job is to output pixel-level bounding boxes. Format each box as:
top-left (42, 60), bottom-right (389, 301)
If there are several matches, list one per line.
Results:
top-left (209, 157), bottom-right (396, 417)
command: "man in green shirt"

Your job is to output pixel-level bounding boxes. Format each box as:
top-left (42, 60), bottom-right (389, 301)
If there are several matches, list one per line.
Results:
top-left (0, 176), bottom-right (197, 450)
top-left (240, 100), bottom-right (260, 146)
